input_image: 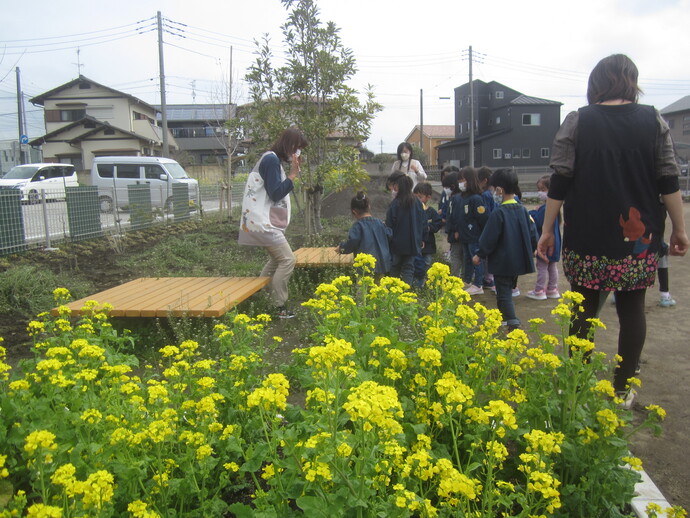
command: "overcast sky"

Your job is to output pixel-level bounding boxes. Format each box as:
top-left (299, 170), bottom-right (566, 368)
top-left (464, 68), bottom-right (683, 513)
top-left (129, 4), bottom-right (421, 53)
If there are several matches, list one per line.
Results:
top-left (1, 0), bottom-right (689, 154)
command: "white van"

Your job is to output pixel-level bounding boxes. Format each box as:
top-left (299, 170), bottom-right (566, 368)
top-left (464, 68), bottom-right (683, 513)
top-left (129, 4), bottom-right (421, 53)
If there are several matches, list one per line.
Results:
top-left (91, 157), bottom-right (198, 213)
top-left (0, 163), bottom-right (78, 203)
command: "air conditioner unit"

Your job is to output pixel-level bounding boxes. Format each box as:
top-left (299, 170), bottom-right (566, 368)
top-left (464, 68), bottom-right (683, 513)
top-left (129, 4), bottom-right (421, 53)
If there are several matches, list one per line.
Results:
top-left (504, 153), bottom-right (511, 159)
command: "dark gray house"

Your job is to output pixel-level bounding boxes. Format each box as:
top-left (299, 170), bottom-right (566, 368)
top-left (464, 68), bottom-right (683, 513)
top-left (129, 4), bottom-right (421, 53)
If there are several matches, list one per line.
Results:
top-left (437, 80), bottom-right (562, 168)
top-left (154, 104), bottom-right (236, 166)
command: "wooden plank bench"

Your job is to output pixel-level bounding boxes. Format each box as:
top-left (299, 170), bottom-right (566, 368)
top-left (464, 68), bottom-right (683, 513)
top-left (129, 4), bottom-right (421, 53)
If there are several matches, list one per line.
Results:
top-left (51, 277), bottom-right (271, 318)
top-left (294, 247), bottom-right (353, 267)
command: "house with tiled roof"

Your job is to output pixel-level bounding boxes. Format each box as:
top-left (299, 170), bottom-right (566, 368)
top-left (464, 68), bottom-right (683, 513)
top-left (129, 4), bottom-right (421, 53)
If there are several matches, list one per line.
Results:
top-left (404, 125), bottom-right (454, 166)
top-left (660, 95), bottom-right (690, 163)
top-left (29, 75), bottom-right (176, 172)
top-left (438, 80), bottom-right (562, 168)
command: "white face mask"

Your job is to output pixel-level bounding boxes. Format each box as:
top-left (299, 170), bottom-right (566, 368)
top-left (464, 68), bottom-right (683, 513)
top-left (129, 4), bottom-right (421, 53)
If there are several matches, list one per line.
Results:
top-left (458, 181), bottom-right (467, 192)
top-left (400, 152), bottom-right (410, 161)
top-left (537, 191), bottom-right (548, 202)
top-left (294, 149), bottom-right (301, 158)
top-left (493, 190), bottom-right (503, 204)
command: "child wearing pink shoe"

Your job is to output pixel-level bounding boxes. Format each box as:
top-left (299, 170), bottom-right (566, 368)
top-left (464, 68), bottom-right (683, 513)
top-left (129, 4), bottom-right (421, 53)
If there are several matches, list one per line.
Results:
top-left (527, 175), bottom-right (561, 300)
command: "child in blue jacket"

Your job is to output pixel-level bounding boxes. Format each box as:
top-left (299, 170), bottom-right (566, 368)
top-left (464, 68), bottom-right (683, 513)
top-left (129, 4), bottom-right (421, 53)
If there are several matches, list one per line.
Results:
top-left (412, 181), bottom-right (444, 286)
top-left (447, 167), bottom-right (489, 294)
top-left (473, 168), bottom-right (538, 330)
top-left (386, 172), bottom-right (427, 285)
top-left (337, 191), bottom-right (392, 274)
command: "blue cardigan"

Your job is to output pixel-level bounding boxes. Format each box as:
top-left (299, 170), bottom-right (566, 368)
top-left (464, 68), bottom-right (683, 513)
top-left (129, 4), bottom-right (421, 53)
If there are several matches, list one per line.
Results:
top-left (385, 197), bottom-right (427, 256)
top-left (477, 201), bottom-right (538, 276)
top-left (339, 216), bottom-right (393, 273)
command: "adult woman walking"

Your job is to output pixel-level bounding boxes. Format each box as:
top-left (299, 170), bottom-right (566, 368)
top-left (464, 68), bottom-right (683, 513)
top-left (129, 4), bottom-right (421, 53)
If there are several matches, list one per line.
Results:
top-left (239, 128), bottom-right (308, 319)
top-left (391, 142), bottom-right (427, 187)
top-left (537, 54), bottom-right (688, 407)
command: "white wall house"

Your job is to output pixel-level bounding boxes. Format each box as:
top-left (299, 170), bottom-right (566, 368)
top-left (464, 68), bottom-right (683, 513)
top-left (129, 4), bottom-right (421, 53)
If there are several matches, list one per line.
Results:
top-left (28, 75), bottom-right (177, 173)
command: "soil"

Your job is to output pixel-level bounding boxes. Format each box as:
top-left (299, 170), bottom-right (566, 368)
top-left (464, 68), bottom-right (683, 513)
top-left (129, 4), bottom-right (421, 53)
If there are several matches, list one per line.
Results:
top-left (1, 175), bottom-right (688, 511)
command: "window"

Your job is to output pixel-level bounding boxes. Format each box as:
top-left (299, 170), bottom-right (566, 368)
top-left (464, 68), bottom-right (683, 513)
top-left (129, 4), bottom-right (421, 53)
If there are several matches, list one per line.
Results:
top-left (474, 120), bottom-right (478, 130)
top-left (145, 165), bottom-right (165, 180)
top-left (522, 148), bottom-right (531, 159)
top-left (488, 118), bottom-right (493, 126)
top-left (466, 122), bottom-right (470, 131)
top-left (458, 125), bottom-right (463, 134)
top-left (116, 165), bottom-right (140, 179)
top-left (522, 113), bottom-right (541, 126)
top-left (458, 99), bottom-right (463, 107)
top-left (495, 91), bottom-right (504, 99)
top-left (667, 119), bottom-right (675, 129)
top-left (496, 116), bottom-right (501, 125)
top-left (512, 148), bottom-right (521, 159)
top-left (60, 109), bottom-right (86, 122)
top-left (97, 164), bottom-right (114, 178)
top-left (493, 148), bottom-right (502, 159)
top-left (541, 148), bottom-right (550, 158)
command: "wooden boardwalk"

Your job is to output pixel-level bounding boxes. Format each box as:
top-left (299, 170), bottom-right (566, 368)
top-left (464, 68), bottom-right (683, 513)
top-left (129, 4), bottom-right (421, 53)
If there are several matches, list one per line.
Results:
top-left (51, 277), bottom-right (271, 318)
top-left (294, 247), bottom-right (353, 267)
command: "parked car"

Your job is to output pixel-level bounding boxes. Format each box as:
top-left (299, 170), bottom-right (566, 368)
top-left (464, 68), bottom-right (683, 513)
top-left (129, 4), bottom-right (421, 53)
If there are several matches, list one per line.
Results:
top-left (91, 157), bottom-right (199, 213)
top-left (0, 163), bottom-right (78, 203)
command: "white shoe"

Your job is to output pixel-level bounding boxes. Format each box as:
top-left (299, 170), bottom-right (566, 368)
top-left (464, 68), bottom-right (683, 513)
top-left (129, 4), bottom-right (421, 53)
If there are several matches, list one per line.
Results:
top-left (465, 285), bottom-right (484, 296)
top-left (617, 389), bottom-right (636, 410)
top-left (526, 290), bottom-right (547, 300)
top-left (512, 288), bottom-right (520, 297)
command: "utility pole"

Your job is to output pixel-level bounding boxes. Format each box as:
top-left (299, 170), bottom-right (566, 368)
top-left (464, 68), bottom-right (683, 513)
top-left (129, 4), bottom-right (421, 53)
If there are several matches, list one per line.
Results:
top-left (16, 67), bottom-right (26, 165)
top-left (157, 11), bottom-right (169, 157)
top-left (419, 88), bottom-right (424, 153)
top-left (468, 45), bottom-right (474, 168)
top-left (227, 45), bottom-right (233, 217)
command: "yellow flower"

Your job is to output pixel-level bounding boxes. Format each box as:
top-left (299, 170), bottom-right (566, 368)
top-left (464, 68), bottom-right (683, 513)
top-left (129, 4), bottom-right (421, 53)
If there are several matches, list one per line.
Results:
top-left (247, 373), bottom-right (290, 412)
top-left (24, 430), bottom-right (57, 456)
top-left (645, 404), bottom-right (667, 421)
top-left (343, 381), bottom-right (403, 436)
top-left (26, 504), bottom-right (63, 517)
top-left (261, 463), bottom-right (276, 480)
top-left (224, 462), bottom-right (240, 472)
top-left (128, 500), bottom-right (161, 518)
top-left (622, 456), bottom-right (643, 471)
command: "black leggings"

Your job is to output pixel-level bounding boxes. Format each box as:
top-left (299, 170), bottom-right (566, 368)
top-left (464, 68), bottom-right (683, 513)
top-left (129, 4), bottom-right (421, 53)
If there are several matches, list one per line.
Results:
top-left (570, 284), bottom-right (646, 392)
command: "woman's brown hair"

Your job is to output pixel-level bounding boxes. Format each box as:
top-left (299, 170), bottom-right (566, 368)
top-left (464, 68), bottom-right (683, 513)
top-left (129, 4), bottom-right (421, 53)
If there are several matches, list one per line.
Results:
top-left (270, 128), bottom-right (309, 162)
top-left (587, 54), bottom-right (642, 105)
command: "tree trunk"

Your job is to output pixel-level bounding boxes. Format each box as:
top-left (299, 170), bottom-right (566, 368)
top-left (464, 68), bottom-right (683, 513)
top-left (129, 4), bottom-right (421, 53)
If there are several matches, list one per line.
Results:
top-left (306, 185), bottom-right (324, 235)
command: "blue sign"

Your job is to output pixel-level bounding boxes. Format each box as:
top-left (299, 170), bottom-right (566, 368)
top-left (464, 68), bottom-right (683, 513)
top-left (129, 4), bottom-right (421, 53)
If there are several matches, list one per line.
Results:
top-left (20, 135), bottom-right (28, 144)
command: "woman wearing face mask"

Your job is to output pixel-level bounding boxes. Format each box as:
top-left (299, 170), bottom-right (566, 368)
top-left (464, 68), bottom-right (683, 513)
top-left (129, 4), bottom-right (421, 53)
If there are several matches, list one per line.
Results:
top-left (526, 174), bottom-right (561, 300)
top-left (239, 127), bottom-right (308, 319)
top-left (392, 142), bottom-right (427, 187)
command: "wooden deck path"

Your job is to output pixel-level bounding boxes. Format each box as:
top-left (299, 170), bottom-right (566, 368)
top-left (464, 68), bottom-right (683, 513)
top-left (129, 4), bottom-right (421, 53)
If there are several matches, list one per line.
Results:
top-left (294, 247), bottom-right (353, 267)
top-left (51, 277), bottom-right (271, 318)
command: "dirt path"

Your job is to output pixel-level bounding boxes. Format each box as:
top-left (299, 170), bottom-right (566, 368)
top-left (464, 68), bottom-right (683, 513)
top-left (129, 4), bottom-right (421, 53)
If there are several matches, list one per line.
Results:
top-left (324, 176), bottom-right (690, 510)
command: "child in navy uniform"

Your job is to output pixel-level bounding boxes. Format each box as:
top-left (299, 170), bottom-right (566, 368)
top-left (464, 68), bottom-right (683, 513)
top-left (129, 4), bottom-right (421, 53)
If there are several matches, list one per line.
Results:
top-left (337, 191), bottom-right (392, 274)
top-left (412, 181), bottom-right (444, 286)
top-left (473, 168), bottom-right (538, 330)
top-left (448, 167), bottom-right (489, 294)
top-left (386, 172), bottom-right (427, 285)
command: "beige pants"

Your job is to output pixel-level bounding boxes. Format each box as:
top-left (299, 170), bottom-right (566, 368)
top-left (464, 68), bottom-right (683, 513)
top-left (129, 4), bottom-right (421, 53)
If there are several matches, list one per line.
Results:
top-left (260, 242), bottom-right (296, 307)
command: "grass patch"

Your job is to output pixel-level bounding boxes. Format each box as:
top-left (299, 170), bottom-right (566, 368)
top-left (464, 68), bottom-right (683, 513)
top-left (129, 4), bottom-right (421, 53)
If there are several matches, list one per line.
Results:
top-left (0, 265), bottom-right (93, 318)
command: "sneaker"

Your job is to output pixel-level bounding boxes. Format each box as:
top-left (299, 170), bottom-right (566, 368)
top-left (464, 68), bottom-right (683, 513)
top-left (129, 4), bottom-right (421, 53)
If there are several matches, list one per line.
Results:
top-left (634, 361), bottom-right (641, 375)
top-left (512, 288), bottom-right (520, 297)
top-left (545, 289), bottom-right (561, 299)
top-left (276, 306), bottom-right (296, 319)
top-left (616, 389), bottom-right (636, 410)
top-left (465, 285), bottom-right (484, 296)
top-left (659, 296), bottom-right (676, 308)
top-left (526, 290), bottom-right (547, 300)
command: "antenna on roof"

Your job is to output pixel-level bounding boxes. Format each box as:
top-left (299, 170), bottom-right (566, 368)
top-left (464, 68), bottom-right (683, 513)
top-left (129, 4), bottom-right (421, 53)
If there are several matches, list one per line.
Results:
top-left (190, 80), bottom-right (196, 104)
top-left (73, 48), bottom-right (84, 76)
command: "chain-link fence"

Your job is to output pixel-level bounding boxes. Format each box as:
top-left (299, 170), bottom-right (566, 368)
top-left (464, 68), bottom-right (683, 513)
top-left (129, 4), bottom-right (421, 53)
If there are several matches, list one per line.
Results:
top-left (0, 181), bottom-right (246, 256)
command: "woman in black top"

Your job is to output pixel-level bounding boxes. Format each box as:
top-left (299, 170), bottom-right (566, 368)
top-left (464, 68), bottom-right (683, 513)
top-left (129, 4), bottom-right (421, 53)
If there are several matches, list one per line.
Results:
top-left (537, 54), bottom-right (688, 406)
